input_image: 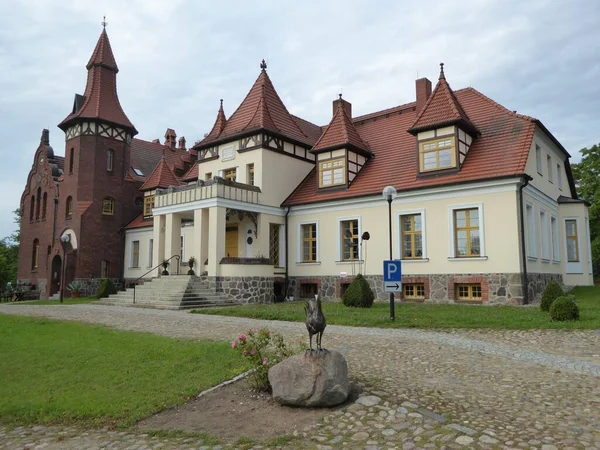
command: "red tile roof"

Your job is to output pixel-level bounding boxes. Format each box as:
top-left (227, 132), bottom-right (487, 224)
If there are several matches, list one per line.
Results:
top-left (283, 87), bottom-right (536, 206)
top-left (58, 29), bottom-right (137, 134)
top-left (140, 157), bottom-right (182, 191)
top-left (124, 212), bottom-right (154, 230)
top-left (196, 65), bottom-right (317, 148)
top-left (197, 100), bottom-right (227, 146)
top-left (311, 95), bottom-right (371, 155)
top-left (130, 138), bottom-right (189, 180)
top-left (409, 64), bottom-right (478, 136)
top-left (182, 162), bottom-right (199, 181)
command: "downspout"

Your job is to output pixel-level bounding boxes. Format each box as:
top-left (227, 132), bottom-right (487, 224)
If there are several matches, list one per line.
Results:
top-left (284, 206), bottom-right (291, 299)
top-left (518, 175), bottom-right (531, 305)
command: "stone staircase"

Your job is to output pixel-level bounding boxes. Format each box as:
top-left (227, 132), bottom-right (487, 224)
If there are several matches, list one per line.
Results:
top-left (98, 275), bottom-right (241, 310)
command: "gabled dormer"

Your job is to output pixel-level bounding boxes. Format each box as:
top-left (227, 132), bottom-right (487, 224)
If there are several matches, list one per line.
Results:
top-left (310, 95), bottom-right (372, 189)
top-left (408, 63), bottom-right (479, 175)
top-left (139, 157), bottom-right (181, 217)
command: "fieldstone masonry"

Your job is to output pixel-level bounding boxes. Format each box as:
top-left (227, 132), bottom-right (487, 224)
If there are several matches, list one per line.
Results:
top-left (289, 272), bottom-right (564, 306)
top-left (201, 275), bottom-right (274, 304)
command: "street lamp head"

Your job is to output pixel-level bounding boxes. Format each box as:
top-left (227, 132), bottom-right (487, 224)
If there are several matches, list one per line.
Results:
top-left (382, 186), bottom-right (397, 202)
top-left (60, 234), bottom-right (70, 243)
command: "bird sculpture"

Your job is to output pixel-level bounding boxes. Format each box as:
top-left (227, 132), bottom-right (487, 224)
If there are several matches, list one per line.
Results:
top-left (304, 295), bottom-right (326, 351)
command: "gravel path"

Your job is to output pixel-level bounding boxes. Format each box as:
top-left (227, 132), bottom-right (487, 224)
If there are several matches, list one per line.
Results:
top-left (1, 304), bottom-right (599, 450)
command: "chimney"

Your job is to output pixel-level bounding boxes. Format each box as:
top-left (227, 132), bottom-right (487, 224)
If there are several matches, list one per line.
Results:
top-left (164, 128), bottom-right (177, 150)
top-left (415, 78), bottom-right (432, 114)
top-left (152, 138), bottom-right (160, 144)
top-left (332, 95), bottom-right (352, 118)
top-left (178, 137), bottom-right (186, 150)
top-left (40, 129), bottom-right (50, 145)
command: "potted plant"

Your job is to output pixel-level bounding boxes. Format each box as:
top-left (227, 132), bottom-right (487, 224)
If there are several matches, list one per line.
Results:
top-left (67, 281), bottom-right (82, 298)
top-left (187, 256), bottom-right (196, 276)
top-left (161, 259), bottom-right (169, 276)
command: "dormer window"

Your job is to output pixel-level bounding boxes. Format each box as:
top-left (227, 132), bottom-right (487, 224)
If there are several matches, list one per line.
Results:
top-left (144, 196), bottom-right (154, 217)
top-left (319, 158), bottom-right (345, 188)
top-left (420, 137), bottom-right (456, 172)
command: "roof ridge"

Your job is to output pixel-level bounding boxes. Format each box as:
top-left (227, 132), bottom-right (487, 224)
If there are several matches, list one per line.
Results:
top-left (352, 102), bottom-right (416, 123)
top-left (460, 87), bottom-right (537, 122)
top-left (261, 72), bottom-right (309, 140)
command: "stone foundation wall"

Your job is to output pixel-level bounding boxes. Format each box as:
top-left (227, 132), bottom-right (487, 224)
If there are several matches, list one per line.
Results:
top-left (288, 272), bottom-right (564, 306)
top-left (16, 278), bottom-right (44, 300)
top-left (200, 276), bottom-right (275, 304)
top-left (73, 278), bottom-right (124, 298)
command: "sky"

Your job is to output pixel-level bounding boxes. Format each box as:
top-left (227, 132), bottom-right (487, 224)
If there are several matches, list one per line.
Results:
top-left (0, 0), bottom-right (599, 239)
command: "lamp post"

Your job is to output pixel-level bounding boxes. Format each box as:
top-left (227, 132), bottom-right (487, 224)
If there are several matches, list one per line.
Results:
top-left (59, 234), bottom-right (71, 304)
top-left (382, 186), bottom-right (397, 320)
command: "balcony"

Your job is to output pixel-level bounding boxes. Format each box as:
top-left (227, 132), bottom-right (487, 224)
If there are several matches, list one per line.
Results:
top-left (155, 177), bottom-right (262, 208)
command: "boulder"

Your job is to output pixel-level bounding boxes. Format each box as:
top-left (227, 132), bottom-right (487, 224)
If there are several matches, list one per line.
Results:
top-left (268, 349), bottom-right (349, 407)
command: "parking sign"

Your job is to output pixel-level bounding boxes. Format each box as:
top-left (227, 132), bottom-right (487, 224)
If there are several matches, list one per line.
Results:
top-left (383, 260), bottom-right (402, 293)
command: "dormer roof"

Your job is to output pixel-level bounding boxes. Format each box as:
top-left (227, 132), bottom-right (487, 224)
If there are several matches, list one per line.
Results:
top-left (140, 157), bottom-right (181, 191)
top-left (195, 60), bottom-right (316, 148)
top-left (196, 100), bottom-right (227, 146)
top-left (311, 95), bottom-right (371, 156)
top-left (408, 63), bottom-right (478, 136)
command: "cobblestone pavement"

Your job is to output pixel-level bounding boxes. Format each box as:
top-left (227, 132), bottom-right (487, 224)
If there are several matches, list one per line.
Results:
top-left (1, 304), bottom-right (599, 450)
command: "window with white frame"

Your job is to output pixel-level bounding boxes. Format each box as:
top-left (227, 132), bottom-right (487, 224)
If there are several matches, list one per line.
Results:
top-left (526, 203), bottom-right (536, 258)
top-left (399, 212), bottom-right (425, 259)
top-left (536, 145), bottom-right (542, 175)
top-left (547, 155), bottom-right (553, 183)
top-left (550, 216), bottom-right (559, 262)
top-left (565, 219), bottom-right (579, 262)
top-left (540, 210), bottom-right (550, 261)
top-left (319, 158), bottom-right (345, 188)
top-left (339, 218), bottom-right (360, 261)
top-left (148, 239), bottom-right (153, 267)
top-left (451, 207), bottom-right (482, 258)
top-left (300, 222), bottom-right (318, 263)
top-left (557, 164), bottom-right (563, 190)
top-left (131, 241), bottom-right (140, 268)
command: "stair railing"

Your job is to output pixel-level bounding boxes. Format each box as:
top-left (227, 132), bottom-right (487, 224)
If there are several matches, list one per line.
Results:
top-left (132, 255), bottom-right (181, 304)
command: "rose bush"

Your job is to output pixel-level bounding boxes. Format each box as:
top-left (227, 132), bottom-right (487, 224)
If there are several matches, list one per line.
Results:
top-left (231, 328), bottom-right (306, 391)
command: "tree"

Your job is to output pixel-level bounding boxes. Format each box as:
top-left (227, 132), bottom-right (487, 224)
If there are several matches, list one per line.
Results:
top-left (0, 209), bottom-right (21, 289)
top-left (571, 143), bottom-right (600, 276)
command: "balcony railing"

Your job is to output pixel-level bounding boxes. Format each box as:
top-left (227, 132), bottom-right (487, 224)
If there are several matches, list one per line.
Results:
top-left (155, 177), bottom-right (262, 208)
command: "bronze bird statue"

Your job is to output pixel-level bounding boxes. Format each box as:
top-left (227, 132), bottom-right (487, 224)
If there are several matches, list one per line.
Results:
top-left (304, 295), bottom-right (326, 351)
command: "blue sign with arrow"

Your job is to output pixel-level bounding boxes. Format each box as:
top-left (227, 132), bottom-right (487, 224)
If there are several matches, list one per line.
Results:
top-left (383, 260), bottom-right (402, 293)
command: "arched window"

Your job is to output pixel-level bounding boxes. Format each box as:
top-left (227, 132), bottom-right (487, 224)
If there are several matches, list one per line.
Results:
top-left (102, 197), bottom-right (115, 216)
top-left (66, 196), bottom-right (73, 217)
top-left (107, 149), bottom-right (114, 172)
top-left (32, 239), bottom-right (39, 270)
top-left (35, 187), bottom-right (41, 220)
top-left (42, 192), bottom-right (47, 219)
top-left (30, 196), bottom-right (35, 222)
top-left (69, 148), bottom-right (74, 174)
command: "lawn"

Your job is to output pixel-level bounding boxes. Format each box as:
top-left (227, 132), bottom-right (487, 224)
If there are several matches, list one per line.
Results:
top-left (193, 286), bottom-right (600, 330)
top-left (7, 297), bottom-right (99, 305)
top-left (0, 315), bottom-right (248, 428)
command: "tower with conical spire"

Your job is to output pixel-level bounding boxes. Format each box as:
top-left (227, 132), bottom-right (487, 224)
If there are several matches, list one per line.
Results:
top-left (52, 25), bottom-right (141, 284)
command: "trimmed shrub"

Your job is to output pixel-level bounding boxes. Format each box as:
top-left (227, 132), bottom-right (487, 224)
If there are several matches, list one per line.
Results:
top-left (342, 274), bottom-right (375, 308)
top-left (550, 295), bottom-right (580, 321)
top-left (96, 278), bottom-right (117, 299)
top-left (540, 280), bottom-right (564, 312)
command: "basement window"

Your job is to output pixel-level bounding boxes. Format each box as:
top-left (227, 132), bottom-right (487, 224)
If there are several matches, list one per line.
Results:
top-left (455, 284), bottom-right (482, 302)
top-left (298, 282), bottom-right (318, 299)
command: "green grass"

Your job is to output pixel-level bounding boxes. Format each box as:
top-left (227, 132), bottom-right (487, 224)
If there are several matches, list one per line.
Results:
top-left (8, 297), bottom-right (99, 305)
top-left (192, 286), bottom-right (600, 330)
top-left (0, 315), bottom-right (248, 428)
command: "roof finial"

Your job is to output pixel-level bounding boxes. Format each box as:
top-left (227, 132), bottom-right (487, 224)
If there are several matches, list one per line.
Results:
top-left (101, 15), bottom-right (107, 29)
top-left (338, 93), bottom-right (342, 100)
top-left (219, 98), bottom-right (223, 108)
top-left (260, 59), bottom-right (267, 71)
top-left (439, 62), bottom-right (445, 80)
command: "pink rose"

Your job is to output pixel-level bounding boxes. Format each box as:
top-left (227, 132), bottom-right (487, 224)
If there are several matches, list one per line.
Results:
top-left (262, 357), bottom-right (269, 365)
top-left (250, 349), bottom-right (257, 356)
top-left (231, 341), bottom-right (237, 349)
top-left (239, 334), bottom-right (247, 341)
top-left (243, 350), bottom-right (248, 356)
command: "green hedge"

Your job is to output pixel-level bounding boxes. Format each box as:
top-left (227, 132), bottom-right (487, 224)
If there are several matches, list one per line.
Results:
top-left (550, 296), bottom-right (580, 321)
top-left (342, 274), bottom-right (375, 308)
top-left (96, 278), bottom-right (117, 299)
top-left (540, 280), bottom-right (564, 312)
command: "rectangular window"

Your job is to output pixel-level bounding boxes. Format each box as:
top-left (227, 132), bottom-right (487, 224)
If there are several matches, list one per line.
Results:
top-left (148, 239), bottom-right (153, 267)
top-left (526, 204), bottom-right (536, 258)
top-left (100, 260), bottom-right (109, 278)
top-left (454, 208), bottom-right (480, 257)
top-left (269, 224), bottom-right (280, 267)
top-left (400, 214), bottom-right (423, 259)
top-left (540, 210), bottom-right (550, 260)
top-left (223, 168), bottom-right (236, 181)
top-left (547, 155), bottom-right (553, 182)
top-left (298, 282), bottom-right (318, 299)
top-left (456, 284), bottom-right (482, 302)
top-left (557, 164), bottom-right (563, 190)
top-left (102, 198), bottom-right (114, 215)
top-left (551, 217), bottom-right (559, 262)
top-left (565, 219), bottom-right (579, 262)
top-left (340, 219), bottom-right (359, 261)
top-left (301, 223), bottom-right (317, 262)
top-left (205, 172), bottom-right (212, 181)
top-left (319, 158), bottom-right (345, 188)
top-left (419, 137), bottom-right (456, 172)
top-left (143, 196), bottom-right (154, 217)
top-left (247, 163), bottom-right (255, 186)
top-left (536, 145), bottom-right (542, 175)
top-left (131, 241), bottom-right (140, 268)
top-left (404, 283), bottom-right (425, 300)
top-left (180, 236), bottom-right (184, 260)
top-left (107, 149), bottom-right (114, 172)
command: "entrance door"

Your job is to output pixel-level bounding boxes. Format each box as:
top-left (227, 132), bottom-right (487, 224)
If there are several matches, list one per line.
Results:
top-left (50, 255), bottom-right (62, 295)
top-left (225, 226), bottom-right (238, 257)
